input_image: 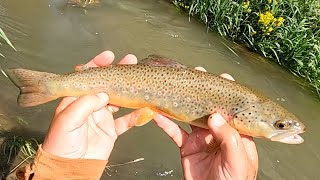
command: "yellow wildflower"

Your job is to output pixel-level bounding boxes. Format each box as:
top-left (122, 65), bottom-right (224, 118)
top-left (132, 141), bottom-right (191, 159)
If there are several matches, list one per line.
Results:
top-left (243, 1), bottom-right (250, 9)
top-left (267, 27), bottom-right (273, 32)
top-left (258, 11), bottom-right (275, 26)
top-left (247, 8), bottom-right (252, 13)
top-left (268, 0), bottom-right (272, 3)
top-left (275, 17), bottom-right (285, 27)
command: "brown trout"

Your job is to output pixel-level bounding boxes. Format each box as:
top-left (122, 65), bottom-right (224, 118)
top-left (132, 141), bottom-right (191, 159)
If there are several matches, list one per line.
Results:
top-left (5, 55), bottom-right (306, 144)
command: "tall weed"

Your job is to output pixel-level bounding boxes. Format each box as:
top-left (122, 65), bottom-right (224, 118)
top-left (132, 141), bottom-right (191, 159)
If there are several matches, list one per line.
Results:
top-left (0, 27), bottom-right (16, 58)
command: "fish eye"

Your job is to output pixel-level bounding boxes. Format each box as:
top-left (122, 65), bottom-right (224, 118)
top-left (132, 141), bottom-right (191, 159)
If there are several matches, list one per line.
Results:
top-left (274, 120), bottom-right (291, 130)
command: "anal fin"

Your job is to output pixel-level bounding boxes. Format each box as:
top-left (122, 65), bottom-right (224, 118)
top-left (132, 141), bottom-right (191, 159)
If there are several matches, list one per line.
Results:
top-left (131, 107), bottom-right (156, 126)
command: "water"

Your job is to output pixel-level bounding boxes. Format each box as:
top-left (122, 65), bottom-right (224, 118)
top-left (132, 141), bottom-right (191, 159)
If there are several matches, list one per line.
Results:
top-left (0, 0), bottom-right (319, 179)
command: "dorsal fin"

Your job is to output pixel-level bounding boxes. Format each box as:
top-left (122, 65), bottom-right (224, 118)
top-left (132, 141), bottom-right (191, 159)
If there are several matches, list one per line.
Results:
top-left (139, 54), bottom-right (187, 68)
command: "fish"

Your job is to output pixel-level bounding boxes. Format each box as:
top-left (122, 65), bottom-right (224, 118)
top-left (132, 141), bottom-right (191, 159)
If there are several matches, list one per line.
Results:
top-left (5, 55), bottom-right (306, 144)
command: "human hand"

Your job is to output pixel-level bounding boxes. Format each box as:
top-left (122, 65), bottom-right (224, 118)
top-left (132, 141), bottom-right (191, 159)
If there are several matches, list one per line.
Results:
top-left (42, 51), bottom-right (142, 160)
top-left (153, 70), bottom-right (258, 180)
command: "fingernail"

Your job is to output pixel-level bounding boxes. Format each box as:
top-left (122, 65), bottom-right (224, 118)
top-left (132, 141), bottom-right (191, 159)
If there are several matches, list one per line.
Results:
top-left (220, 73), bottom-right (235, 81)
top-left (211, 113), bottom-right (225, 127)
top-left (194, 66), bottom-right (207, 72)
top-left (102, 51), bottom-right (115, 59)
top-left (96, 92), bottom-right (109, 103)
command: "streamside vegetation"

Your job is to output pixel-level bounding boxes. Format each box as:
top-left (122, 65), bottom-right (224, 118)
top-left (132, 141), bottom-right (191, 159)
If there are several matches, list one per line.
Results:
top-left (174, 0), bottom-right (320, 95)
top-left (0, 27), bottom-right (16, 58)
top-left (0, 130), bottom-right (38, 179)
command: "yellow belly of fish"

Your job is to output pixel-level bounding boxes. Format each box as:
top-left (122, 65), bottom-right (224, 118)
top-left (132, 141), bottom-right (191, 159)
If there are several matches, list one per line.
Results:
top-left (108, 93), bottom-right (186, 126)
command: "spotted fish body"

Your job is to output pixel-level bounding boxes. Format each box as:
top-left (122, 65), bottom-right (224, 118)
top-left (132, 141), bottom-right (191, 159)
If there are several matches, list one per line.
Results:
top-left (5, 55), bottom-right (306, 144)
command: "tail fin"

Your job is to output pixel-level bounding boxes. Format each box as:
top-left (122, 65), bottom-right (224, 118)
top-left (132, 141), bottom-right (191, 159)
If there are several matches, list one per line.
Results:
top-left (5, 68), bottom-right (59, 107)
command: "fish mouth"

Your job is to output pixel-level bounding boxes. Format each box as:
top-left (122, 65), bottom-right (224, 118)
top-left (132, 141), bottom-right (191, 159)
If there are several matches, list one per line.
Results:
top-left (269, 130), bottom-right (305, 144)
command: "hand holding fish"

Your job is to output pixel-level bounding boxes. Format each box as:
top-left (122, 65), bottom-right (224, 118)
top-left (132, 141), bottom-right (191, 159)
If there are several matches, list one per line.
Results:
top-left (154, 113), bottom-right (258, 180)
top-left (42, 51), bottom-right (142, 160)
top-left (153, 71), bottom-right (258, 180)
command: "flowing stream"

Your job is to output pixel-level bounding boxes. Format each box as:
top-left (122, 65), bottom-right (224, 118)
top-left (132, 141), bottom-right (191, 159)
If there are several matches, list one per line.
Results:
top-left (0, 0), bottom-right (319, 179)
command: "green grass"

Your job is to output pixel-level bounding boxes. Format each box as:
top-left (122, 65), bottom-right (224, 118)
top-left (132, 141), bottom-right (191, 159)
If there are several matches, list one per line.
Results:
top-left (0, 27), bottom-right (16, 58)
top-left (0, 132), bottom-right (38, 164)
top-left (0, 131), bottom-right (38, 178)
top-left (174, 0), bottom-right (320, 96)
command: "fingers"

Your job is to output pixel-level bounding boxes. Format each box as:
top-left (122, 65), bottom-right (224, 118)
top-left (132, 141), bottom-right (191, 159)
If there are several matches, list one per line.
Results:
top-left (194, 66), bottom-right (235, 82)
top-left (118, 54), bottom-right (138, 65)
top-left (208, 113), bottom-right (248, 171)
top-left (220, 73), bottom-right (235, 81)
top-left (93, 93), bottom-right (110, 110)
top-left (153, 114), bottom-right (189, 147)
top-left (91, 107), bottom-right (117, 141)
top-left (241, 135), bottom-right (259, 170)
top-left (54, 97), bottom-right (78, 116)
top-left (107, 104), bottom-right (120, 113)
top-left (55, 93), bottom-right (109, 130)
top-left (84, 51), bottom-right (137, 68)
top-left (86, 51), bottom-right (115, 67)
top-left (113, 108), bottom-right (147, 136)
top-left (180, 130), bottom-right (213, 157)
top-left (73, 50), bottom-right (115, 71)
top-left (194, 66), bottom-right (207, 72)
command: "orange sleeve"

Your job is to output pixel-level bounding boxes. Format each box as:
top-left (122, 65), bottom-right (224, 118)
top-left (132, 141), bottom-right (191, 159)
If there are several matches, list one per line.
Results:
top-left (16, 145), bottom-right (108, 180)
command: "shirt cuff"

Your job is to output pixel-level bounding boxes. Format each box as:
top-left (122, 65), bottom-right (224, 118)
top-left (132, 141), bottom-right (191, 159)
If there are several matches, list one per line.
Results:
top-left (16, 144), bottom-right (108, 180)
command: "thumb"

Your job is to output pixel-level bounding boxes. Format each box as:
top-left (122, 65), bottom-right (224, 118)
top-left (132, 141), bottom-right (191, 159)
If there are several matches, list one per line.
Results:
top-left (56, 93), bottom-right (109, 130)
top-left (208, 113), bottom-right (247, 164)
